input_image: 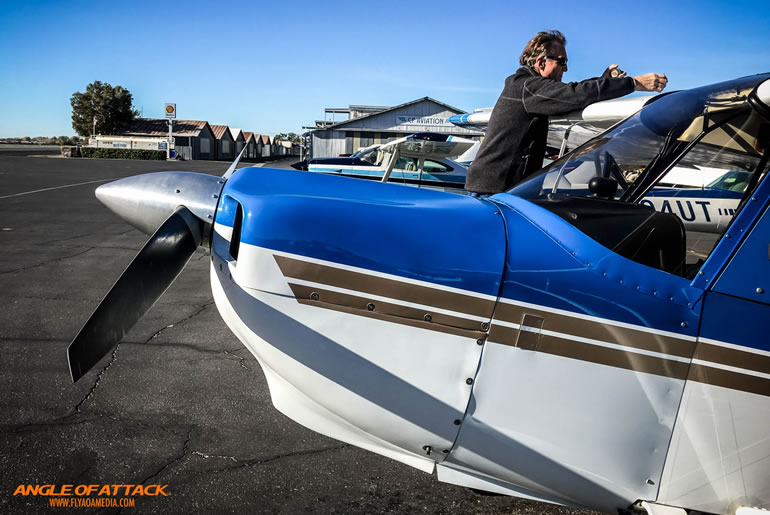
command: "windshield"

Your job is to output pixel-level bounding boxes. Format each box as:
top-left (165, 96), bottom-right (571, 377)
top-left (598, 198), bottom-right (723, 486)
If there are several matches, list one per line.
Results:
top-left (351, 146), bottom-right (381, 164)
top-left (512, 74), bottom-right (769, 202)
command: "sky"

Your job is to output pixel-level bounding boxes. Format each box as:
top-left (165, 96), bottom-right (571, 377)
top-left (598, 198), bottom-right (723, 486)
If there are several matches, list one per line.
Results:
top-left (1, 0), bottom-right (769, 138)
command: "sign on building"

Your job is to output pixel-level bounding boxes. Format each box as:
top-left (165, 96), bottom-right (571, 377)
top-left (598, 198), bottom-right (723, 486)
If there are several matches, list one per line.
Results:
top-left (395, 116), bottom-right (451, 127)
top-left (164, 103), bottom-right (176, 119)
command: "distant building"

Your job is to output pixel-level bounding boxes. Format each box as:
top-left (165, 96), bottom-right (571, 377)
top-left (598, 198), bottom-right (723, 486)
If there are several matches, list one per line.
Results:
top-left (211, 125), bottom-right (235, 161)
top-left (242, 131), bottom-right (257, 160)
top-left (258, 134), bottom-right (271, 158)
top-left (118, 119), bottom-right (216, 160)
top-left (229, 128), bottom-right (246, 157)
top-left (309, 97), bottom-right (481, 158)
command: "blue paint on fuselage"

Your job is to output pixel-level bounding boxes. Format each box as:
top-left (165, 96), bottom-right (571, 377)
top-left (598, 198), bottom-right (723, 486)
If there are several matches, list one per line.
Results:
top-left (218, 167), bottom-right (506, 296)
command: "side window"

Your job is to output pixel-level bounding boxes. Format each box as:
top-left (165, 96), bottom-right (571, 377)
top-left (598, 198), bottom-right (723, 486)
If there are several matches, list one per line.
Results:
top-left (395, 156), bottom-right (418, 171)
top-left (649, 110), bottom-right (770, 276)
top-left (422, 160), bottom-right (451, 173)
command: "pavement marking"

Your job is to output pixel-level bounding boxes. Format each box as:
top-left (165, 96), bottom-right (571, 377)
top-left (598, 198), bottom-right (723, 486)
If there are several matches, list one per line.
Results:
top-left (0, 178), bottom-right (122, 199)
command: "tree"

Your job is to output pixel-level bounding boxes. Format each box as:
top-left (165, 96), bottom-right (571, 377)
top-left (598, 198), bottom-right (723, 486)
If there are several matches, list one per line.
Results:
top-left (71, 81), bottom-right (138, 137)
top-left (275, 132), bottom-right (301, 143)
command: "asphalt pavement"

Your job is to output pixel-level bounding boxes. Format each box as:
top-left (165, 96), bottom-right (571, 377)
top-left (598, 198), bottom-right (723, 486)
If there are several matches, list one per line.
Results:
top-left (0, 155), bottom-right (601, 514)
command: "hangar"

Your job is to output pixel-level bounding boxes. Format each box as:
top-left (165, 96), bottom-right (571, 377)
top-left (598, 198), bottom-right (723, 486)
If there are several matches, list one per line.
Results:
top-left (309, 97), bottom-right (482, 158)
top-left (119, 119), bottom-right (216, 160)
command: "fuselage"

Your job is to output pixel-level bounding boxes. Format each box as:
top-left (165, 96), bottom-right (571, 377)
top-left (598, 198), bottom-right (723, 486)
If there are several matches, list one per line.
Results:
top-left (208, 164), bottom-right (770, 514)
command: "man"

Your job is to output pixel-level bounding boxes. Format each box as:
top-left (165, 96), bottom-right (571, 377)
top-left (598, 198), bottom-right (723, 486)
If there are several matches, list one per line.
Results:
top-left (464, 30), bottom-right (667, 195)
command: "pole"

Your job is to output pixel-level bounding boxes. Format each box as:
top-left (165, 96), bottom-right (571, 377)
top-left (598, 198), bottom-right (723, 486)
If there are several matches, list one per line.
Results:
top-left (299, 130), bottom-right (304, 161)
top-left (168, 120), bottom-right (173, 160)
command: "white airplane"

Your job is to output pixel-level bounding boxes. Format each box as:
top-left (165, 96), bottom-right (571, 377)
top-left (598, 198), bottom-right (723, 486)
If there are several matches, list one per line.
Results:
top-left (67, 74), bottom-right (770, 515)
top-left (302, 132), bottom-right (476, 190)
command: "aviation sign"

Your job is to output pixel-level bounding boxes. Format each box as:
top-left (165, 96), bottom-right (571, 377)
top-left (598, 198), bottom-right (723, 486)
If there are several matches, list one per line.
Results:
top-left (164, 103), bottom-right (176, 119)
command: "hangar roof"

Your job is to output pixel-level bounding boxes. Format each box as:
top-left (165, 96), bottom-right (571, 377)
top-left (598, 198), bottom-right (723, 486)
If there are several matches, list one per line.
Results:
top-left (210, 125), bottom-right (233, 140)
top-left (322, 97), bottom-right (465, 129)
top-left (119, 118), bottom-right (211, 137)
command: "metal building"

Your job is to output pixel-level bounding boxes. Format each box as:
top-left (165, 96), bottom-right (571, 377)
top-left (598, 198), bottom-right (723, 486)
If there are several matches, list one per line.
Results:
top-left (242, 132), bottom-right (257, 160)
top-left (229, 128), bottom-right (246, 157)
top-left (211, 125), bottom-right (235, 161)
top-left (309, 97), bottom-right (481, 158)
top-left (118, 119), bottom-right (216, 160)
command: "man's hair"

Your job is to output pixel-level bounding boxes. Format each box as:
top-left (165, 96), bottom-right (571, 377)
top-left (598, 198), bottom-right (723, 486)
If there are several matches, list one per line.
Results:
top-left (519, 30), bottom-right (567, 67)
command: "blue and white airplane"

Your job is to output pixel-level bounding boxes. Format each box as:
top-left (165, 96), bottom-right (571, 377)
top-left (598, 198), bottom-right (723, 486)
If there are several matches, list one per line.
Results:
top-left (68, 73), bottom-right (770, 515)
top-left (304, 132), bottom-right (476, 190)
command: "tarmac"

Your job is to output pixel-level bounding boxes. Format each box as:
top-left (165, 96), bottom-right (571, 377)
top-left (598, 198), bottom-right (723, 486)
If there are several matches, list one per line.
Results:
top-left (0, 153), bottom-right (599, 514)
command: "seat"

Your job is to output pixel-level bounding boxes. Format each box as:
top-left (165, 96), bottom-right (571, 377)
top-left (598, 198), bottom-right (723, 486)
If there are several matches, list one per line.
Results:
top-left (612, 211), bottom-right (687, 276)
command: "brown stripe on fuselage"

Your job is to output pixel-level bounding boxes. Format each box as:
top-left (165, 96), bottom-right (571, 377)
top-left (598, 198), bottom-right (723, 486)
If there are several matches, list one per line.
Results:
top-left (291, 293), bottom-right (485, 340)
top-left (288, 283), bottom-right (486, 334)
top-left (688, 363), bottom-right (770, 397)
top-left (695, 343), bottom-right (770, 375)
top-left (275, 255), bottom-right (769, 396)
top-left (488, 323), bottom-right (690, 379)
top-left (493, 302), bottom-right (695, 358)
top-left (275, 255), bottom-right (495, 318)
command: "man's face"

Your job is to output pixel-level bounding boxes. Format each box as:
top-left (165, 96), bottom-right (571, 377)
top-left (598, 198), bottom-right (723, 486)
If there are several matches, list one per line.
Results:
top-left (536, 43), bottom-right (568, 82)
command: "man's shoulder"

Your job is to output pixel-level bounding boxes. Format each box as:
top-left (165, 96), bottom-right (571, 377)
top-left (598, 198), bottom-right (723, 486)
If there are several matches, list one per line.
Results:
top-left (510, 66), bottom-right (537, 80)
top-left (505, 66), bottom-right (540, 87)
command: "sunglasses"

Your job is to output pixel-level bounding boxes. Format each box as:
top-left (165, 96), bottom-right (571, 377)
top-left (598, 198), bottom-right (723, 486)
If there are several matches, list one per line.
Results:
top-left (546, 55), bottom-right (568, 66)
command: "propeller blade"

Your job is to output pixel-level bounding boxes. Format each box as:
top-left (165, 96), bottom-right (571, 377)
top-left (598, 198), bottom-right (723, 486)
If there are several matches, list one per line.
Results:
top-left (222, 144), bottom-right (248, 179)
top-left (67, 206), bottom-right (202, 382)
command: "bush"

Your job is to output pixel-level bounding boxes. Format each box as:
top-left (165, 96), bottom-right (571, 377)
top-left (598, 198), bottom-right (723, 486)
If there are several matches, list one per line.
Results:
top-left (81, 147), bottom-right (166, 160)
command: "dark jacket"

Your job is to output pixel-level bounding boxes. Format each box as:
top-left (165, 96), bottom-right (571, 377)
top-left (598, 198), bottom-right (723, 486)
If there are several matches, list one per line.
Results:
top-left (465, 66), bottom-right (635, 194)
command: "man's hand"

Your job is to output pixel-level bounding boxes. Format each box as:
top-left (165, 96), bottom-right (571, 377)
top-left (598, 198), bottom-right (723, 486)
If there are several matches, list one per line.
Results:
top-left (604, 64), bottom-right (626, 78)
top-left (633, 73), bottom-right (668, 92)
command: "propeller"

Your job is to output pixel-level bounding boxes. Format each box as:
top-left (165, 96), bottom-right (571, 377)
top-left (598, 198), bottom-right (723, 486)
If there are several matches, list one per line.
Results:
top-left (67, 206), bottom-right (202, 381)
top-left (67, 170), bottom-right (228, 382)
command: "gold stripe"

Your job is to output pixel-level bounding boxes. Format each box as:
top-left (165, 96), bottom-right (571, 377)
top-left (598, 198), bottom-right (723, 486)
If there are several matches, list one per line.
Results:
top-left (537, 334), bottom-right (690, 379)
top-left (493, 303), bottom-right (695, 358)
top-left (275, 255), bottom-right (768, 396)
top-left (288, 283), bottom-right (485, 334)
top-left (489, 324), bottom-right (689, 379)
top-left (275, 255), bottom-right (495, 318)
top-left (294, 298), bottom-right (485, 340)
top-left (689, 364), bottom-right (770, 397)
top-left (695, 343), bottom-right (770, 375)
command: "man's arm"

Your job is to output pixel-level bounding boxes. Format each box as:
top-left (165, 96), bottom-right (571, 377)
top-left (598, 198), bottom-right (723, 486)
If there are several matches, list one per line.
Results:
top-left (521, 75), bottom-right (636, 116)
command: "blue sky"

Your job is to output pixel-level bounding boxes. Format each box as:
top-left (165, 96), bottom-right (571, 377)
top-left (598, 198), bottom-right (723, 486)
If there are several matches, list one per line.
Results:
top-left (1, 0), bottom-right (768, 138)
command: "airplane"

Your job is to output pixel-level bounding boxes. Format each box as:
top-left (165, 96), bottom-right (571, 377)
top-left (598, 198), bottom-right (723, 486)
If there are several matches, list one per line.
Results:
top-left (298, 132), bottom-right (476, 190)
top-left (67, 73), bottom-right (770, 515)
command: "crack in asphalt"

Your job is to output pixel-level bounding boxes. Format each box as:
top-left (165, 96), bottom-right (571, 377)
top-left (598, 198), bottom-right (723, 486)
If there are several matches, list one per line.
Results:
top-left (0, 411), bottom-right (190, 437)
top-left (223, 350), bottom-right (251, 370)
top-left (66, 301), bottom-right (216, 414)
top-left (0, 413), bottom-right (86, 434)
top-left (72, 342), bottom-right (121, 414)
top-left (38, 233), bottom-right (91, 245)
top-left (143, 301), bottom-right (215, 344)
top-left (39, 228), bottom-right (137, 246)
top-left (0, 248), bottom-right (93, 275)
top-left (139, 429), bottom-right (193, 485)
top-left (116, 427), bottom-right (195, 515)
top-left (191, 444), bottom-right (351, 475)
